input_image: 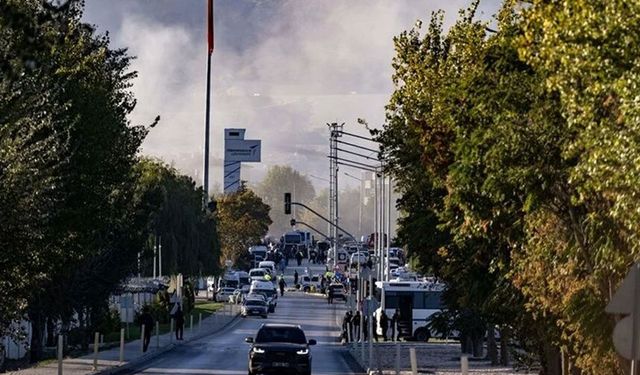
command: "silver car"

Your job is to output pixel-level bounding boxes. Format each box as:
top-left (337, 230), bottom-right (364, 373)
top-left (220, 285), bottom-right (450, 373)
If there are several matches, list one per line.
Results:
top-left (242, 299), bottom-right (269, 318)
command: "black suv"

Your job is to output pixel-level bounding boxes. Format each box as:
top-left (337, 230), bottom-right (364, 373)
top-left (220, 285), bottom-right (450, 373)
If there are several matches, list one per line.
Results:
top-left (245, 324), bottom-right (316, 375)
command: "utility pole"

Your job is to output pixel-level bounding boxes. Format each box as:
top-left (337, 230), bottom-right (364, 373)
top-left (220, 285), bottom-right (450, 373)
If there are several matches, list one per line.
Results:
top-left (386, 176), bottom-right (392, 281)
top-left (328, 122), bottom-right (344, 267)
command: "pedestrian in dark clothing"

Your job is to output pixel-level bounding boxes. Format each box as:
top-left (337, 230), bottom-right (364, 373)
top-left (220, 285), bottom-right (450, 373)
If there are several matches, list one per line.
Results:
top-left (278, 277), bottom-right (286, 296)
top-left (391, 308), bottom-right (400, 341)
top-left (363, 316), bottom-right (368, 341)
top-left (328, 287), bottom-right (334, 304)
top-left (372, 314), bottom-right (379, 342)
top-left (295, 250), bottom-right (303, 266)
top-left (352, 311), bottom-right (361, 341)
top-left (380, 310), bottom-right (389, 341)
top-left (174, 304), bottom-right (185, 340)
top-left (294, 270), bottom-right (299, 286)
top-left (139, 306), bottom-right (154, 352)
top-left (342, 311), bottom-right (353, 342)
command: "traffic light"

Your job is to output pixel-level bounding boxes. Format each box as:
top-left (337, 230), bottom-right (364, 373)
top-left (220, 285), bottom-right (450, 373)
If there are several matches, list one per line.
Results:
top-left (290, 218), bottom-right (296, 227)
top-left (284, 192), bottom-right (291, 214)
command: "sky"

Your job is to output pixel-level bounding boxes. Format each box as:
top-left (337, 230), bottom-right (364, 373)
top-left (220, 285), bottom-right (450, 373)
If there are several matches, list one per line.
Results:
top-left (82, 0), bottom-right (501, 193)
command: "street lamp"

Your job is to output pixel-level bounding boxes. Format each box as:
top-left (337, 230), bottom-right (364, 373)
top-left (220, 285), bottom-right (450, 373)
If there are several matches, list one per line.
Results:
top-left (343, 172), bottom-right (363, 237)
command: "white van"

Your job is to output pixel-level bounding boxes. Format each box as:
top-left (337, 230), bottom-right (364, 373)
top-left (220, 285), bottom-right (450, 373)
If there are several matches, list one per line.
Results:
top-left (258, 261), bottom-right (276, 275)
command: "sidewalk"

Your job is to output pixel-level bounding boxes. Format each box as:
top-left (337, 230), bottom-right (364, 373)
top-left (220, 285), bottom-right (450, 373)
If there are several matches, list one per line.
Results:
top-left (347, 341), bottom-right (537, 375)
top-left (7, 304), bottom-right (241, 375)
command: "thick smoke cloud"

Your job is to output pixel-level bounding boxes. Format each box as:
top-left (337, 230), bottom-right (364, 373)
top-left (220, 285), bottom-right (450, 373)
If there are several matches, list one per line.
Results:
top-left (83, 0), bottom-right (500, 191)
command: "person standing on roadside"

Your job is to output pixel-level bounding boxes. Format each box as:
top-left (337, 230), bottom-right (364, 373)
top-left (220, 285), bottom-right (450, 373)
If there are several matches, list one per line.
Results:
top-left (139, 306), bottom-right (154, 352)
top-left (352, 311), bottom-right (361, 341)
top-left (328, 285), bottom-right (334, 304)
top-left (391, 308), bottom-right (401, 340)
top-left (294, 270), bottom-right (299, 287)
top-left (342, 310), bottom-right (353, 342)
top-left (380, 310), bottom-right (389, 341)
top-left (174, 304), bottom-right (185, 340)
top-left (295, 249), bottom-right (303, 266)
top-left (278, 276), bottom-right (286, 296)
top-left (372, 313), bottom-right (379, 342)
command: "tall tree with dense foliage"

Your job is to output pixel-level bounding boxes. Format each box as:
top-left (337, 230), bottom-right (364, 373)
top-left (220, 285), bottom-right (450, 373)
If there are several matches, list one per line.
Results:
top-left (378, 1), bottom-right (640, 373)
top-left (216, 184), bottom-right (272, 269)
top-left (0, 0), bottom-right (152, 358)
top-left (135, 158), bottom-right (221, 277)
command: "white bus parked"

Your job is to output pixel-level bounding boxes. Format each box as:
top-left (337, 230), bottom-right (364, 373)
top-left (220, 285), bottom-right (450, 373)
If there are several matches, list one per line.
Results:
top-left (374, 281), bottom-right (445, 341)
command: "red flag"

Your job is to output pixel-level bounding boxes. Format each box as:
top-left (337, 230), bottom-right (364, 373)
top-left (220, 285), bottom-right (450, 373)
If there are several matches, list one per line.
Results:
top-left (207, 0), bottom-right (214, 54)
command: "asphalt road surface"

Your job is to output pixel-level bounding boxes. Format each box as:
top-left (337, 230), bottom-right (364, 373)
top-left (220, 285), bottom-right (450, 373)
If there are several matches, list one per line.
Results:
top-left (124, 262), bottom-right (362, 375)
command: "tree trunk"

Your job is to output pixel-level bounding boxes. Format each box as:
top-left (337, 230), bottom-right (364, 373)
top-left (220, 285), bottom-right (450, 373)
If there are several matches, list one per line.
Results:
top-left (78, 309), bottom-right (88, 351)
top-left (487, 325), bottom-right (498, 365)
top-left (28, 309), bottom-right (45, 363)
top-left (472, 336), bottom-right (484, 358)
top-left (45, 317), bottom-right (56, 347)
top-left (542, 342), bottom-right (561, 375)
top-left (499, 326), bottom-right (510, 366)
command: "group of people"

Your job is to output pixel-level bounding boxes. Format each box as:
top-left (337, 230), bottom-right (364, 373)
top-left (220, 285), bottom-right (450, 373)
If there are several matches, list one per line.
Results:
top-left (341, 308), bottom-right (400, 343)
top-left (138, 300), bottom-right (186, 352)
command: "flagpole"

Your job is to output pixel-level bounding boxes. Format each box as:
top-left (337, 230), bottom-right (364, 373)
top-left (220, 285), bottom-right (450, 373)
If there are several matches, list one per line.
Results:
top-left (203, 52), bottom-right (211, 206)
top-left (203, 0), bottom-right (214, 207)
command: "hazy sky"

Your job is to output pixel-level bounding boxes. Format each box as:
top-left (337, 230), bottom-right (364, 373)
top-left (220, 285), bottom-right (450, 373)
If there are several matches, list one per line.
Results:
top-left (82, 0), bottom-right (501, 192)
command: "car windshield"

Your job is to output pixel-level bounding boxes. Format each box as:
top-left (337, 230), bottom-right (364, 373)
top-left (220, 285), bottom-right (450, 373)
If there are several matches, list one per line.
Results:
top-left (255, 327), bottom-right (307, 344)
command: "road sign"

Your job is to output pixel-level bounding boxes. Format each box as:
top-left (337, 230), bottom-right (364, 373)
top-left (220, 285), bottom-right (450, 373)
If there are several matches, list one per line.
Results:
top-left (606, 263), bottom-right (640, 360)
top-left (224, 139), bottom-right (261, 162)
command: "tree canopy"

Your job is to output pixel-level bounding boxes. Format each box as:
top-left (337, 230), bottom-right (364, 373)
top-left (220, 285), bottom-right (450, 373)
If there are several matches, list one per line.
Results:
top-left (376, 1), bottom-right (640, 373)
top-left (216, 184), bottom-right (272, 270)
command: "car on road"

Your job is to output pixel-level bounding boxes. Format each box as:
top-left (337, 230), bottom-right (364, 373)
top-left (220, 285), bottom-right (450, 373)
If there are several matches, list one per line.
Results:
top-left (300, 274), bottom-right (311, 292)
top-left (327, 283), bottom-right (347, 302)
top-left (258, 260), bottom-right (276, 276)
top-left (310, 274), bottom-right (321, 291)
top-left (249, 268), bottom-right (269, 282)
top-left (250, 280), bottom-right (278, 312)
top-left (350, 251), bottom-right (368, 267)
top-left (215, 287), bottom-right (236, 302)
top-left (241, 299), bottom-right (269, 318)
top-left (245, 324), bottom-right (316, 375)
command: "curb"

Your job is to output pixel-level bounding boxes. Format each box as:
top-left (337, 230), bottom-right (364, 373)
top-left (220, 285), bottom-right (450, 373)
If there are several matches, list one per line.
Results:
top-left (95, 313), bottom-right (241, 375)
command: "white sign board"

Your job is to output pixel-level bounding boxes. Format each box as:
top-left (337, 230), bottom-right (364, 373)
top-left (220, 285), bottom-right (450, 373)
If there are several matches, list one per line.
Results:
top-left (606, 263), bottom-right (640, 360)
top-left (225, 139), bottom-right (261, 162)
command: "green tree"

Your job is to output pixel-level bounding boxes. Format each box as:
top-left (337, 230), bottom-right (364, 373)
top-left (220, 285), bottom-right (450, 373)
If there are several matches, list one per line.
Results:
top-left (216, 185), bottom-right (272, 270)
top-left (255, 165), bottom-right (315, 236)
top-left (134, 158), bottom-right (221, 277)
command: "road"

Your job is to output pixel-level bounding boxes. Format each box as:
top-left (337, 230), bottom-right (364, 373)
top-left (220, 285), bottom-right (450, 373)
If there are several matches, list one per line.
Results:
top-left (124, 262), bottom-right (363, 375)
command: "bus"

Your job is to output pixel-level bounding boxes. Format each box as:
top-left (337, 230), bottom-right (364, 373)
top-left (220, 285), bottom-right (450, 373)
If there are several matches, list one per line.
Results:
top-left (374, 281), bottom-right (445, 341)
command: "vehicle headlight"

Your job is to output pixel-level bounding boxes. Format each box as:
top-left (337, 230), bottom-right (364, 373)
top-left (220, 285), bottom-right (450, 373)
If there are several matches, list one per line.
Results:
top-left (253, 347), bottom-right (266, 354)
top-left (296, 348), bottom-right (309, 355)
